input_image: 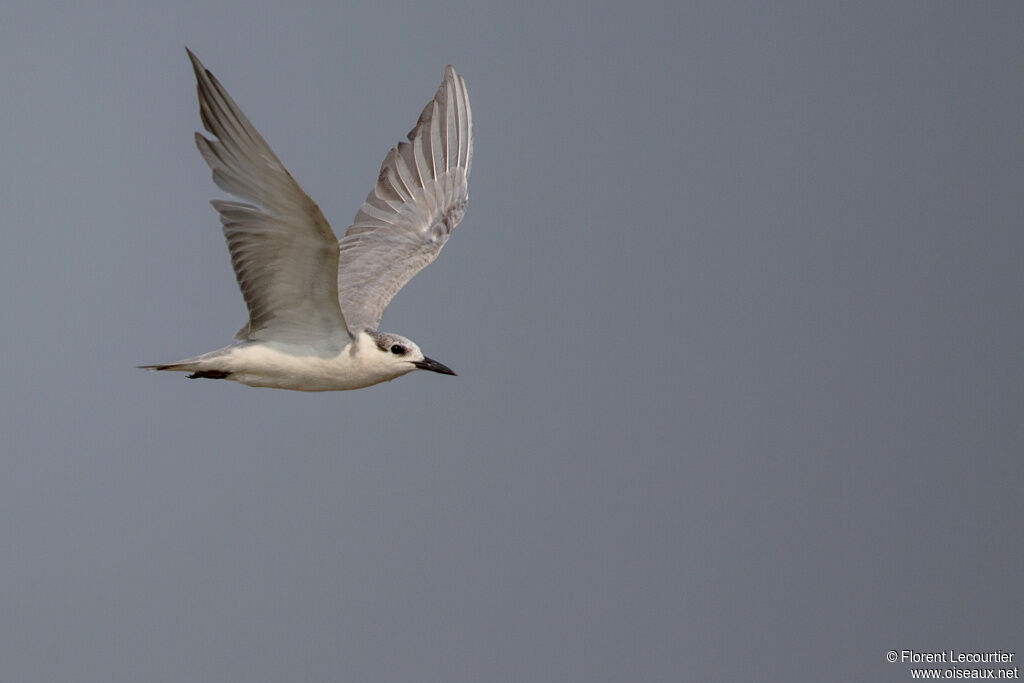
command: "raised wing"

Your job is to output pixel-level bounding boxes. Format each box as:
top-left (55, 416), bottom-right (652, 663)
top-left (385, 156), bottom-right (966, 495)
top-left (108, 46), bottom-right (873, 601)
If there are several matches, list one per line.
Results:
top-left (337, 65), bottom-right (473, 332)
top-left (188, 49), bottom-right (350, 347)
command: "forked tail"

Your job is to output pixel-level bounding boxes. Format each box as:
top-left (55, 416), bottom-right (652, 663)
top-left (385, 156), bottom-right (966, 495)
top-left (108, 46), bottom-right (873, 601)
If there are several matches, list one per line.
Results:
top-left (137, 362), bottom-right (231, 380)
top-left (138, 363), bottom-right (190, 372)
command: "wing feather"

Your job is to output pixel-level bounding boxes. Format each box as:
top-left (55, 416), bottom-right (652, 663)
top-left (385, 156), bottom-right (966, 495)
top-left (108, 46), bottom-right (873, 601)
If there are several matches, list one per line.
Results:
top-left (186, 49), bottom-right (350, 347)
top-left (337, 65), bottom-right (473, 332)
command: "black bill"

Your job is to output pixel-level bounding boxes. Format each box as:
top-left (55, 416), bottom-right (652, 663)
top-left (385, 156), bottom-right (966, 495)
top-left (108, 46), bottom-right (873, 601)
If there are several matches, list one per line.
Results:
top-left (414, 357), bottom-right (457, 376)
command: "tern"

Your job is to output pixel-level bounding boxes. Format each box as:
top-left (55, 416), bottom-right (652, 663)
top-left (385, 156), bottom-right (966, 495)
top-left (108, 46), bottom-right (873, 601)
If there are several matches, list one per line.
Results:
top-left (141, 50), bottom-right (472, 391)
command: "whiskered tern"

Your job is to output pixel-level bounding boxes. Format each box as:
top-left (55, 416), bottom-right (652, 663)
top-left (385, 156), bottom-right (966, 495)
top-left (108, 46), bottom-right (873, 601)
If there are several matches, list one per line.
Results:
top-left (141, 50), bottom-right (472, 391)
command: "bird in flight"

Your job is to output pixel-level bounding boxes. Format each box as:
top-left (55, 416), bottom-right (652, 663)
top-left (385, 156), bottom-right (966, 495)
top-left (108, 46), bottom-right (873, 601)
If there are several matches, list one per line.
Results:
top-left (141, 50), bottom-right (472, 391)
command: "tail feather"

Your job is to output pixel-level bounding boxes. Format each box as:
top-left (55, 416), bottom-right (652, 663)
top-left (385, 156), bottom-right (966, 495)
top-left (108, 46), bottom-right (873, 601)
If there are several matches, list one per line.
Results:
top-left (139, 348), bottom-right (234, 379)
top-left (138, 362), bottom-right (196, 372)
top-left (138, 362), bottom-right (231, 380)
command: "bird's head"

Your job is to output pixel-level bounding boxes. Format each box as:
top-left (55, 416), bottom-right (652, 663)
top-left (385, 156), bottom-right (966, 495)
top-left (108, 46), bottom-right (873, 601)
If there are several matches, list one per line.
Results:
top-left (362, 330), bottom-right (456, 379)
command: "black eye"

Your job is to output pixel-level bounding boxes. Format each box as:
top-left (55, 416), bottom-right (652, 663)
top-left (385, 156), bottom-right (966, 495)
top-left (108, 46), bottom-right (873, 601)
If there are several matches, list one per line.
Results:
top-left (390, 344), bottom-right (406, 355)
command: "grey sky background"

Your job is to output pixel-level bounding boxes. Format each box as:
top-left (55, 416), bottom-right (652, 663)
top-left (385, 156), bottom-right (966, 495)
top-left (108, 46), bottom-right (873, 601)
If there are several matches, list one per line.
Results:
top-left (1, 1), bottom-right (1021, 681)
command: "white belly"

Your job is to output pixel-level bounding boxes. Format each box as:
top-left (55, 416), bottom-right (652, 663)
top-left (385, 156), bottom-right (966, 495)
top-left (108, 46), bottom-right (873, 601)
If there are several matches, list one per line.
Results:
top-left (209, 342), bottom-right (409, 392)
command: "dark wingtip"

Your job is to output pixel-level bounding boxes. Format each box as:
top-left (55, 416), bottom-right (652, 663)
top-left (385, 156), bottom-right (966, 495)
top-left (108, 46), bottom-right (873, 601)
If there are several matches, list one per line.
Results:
top-left (185, 47), bottom-right (208, 81)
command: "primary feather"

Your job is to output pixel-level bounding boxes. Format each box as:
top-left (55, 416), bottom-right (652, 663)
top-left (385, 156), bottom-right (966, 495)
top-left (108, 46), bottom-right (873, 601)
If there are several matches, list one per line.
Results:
top-left (337, 65), bottom-right (474, 332)
top-left (188, 49), bottom-right (350, 348)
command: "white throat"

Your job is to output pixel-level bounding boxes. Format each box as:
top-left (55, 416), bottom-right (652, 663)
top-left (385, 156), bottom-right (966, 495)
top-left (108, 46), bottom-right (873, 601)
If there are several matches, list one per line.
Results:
top-left (348, 330), bottom-right (416, 383)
